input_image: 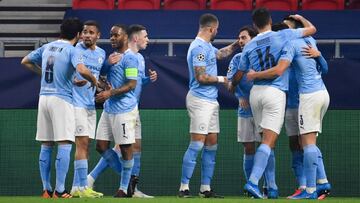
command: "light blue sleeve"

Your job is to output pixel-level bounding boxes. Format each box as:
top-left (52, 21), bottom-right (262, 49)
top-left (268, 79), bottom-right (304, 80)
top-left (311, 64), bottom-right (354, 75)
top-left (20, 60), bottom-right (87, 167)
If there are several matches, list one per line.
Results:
top-left (316, 54), bottom-right (328, 75)
top-left (27, 46), bottom-right (44, 65)
top-left (71, 47), bottom-right (84, 69)
top-left (142, 76), bottom-right (150, 86)
top-left (238, 51), bottom-right (250, 72)
top-left (226, 55), bottom-right (238, 80)
top-left (192, 46), bottom-right (207, 67)
top-left (281, 28), bottom-right (304, 41)
top-left (124, 54), bottom-right (139, 80)
top-left (280, 41), bottom-right (296, 62)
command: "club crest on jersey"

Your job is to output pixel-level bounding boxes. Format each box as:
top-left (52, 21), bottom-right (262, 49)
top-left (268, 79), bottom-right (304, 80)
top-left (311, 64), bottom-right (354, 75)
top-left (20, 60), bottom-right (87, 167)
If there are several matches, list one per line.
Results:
top-left (197, 53), bottom-right (205, 61)
top-left (78, 55), bottom-right (84, 63)
top-left (98, 57), bottom-right (104, 65)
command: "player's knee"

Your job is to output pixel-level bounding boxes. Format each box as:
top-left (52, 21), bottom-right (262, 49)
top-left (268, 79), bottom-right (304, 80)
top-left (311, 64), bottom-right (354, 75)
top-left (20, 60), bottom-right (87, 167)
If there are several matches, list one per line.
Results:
top-left (96, 141), bottom-right (108, 154)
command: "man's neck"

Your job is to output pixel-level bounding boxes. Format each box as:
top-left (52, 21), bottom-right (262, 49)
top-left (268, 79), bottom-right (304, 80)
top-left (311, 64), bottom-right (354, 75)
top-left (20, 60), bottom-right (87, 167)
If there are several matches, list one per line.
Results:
top-left (116, 45), bottom-right (128, 54)
top-left (128, 42), bottom-right (139, 53)
top-left (258, 25), bottom-right (272, 34)
top-left (197, 31), bottom-right (211, 43)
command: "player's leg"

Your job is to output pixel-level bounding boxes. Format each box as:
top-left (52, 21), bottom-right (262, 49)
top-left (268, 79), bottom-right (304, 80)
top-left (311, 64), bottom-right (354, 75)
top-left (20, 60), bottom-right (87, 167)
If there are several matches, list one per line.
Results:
top-left (36, 96), bottom-right (55, 198)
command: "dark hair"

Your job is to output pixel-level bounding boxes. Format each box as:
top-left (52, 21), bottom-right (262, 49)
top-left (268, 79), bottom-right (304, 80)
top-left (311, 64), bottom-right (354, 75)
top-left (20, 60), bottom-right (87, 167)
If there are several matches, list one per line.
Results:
top-left (272, 22), bottom-right (289, 31)
top-left (239, 26), bottom-right (258, 38)
top-left (252, 8), bottom-right (271, 30)
top-left (84, 20), bottom-right (101, 32)
top-left (283, 16), bottom-right (304, 28)
top-left (113, 24), bottom-right (128, 33)
top-left (127, 24), bottom-right (146, 40)
top-left (199, 13), bottom-right (218, 28)
top-left (60, 17), bottom-right (83, 40)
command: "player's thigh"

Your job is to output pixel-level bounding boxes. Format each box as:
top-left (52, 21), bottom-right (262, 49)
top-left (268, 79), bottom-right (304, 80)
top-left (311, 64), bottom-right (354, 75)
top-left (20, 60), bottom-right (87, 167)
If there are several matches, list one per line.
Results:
top-left (49, 96), bottom-right (75, 142)
top-left (249, 86), bottom-right (264, 134)
top-left (261, 86), bottom-right (286, 135)
top-left (237, 116), bottom-right (261, 142)
top-left (285, 108), bottom-right (299, 136)
top-left (36, 96), bottom-right (54, 141)
top-left (96, 111), bottom-right (114, 142)
top-left (208, 101), bottom-right (220, 134)
top-left (111, 107), bottom-right (138, 145)
top-left (134, 113), bottom-right (141, 140)
top-left (74, 107), bottom-right (96, 139)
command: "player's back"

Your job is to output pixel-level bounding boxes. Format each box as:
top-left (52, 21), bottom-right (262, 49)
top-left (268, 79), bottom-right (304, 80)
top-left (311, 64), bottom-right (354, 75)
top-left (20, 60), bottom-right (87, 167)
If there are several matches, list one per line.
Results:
top-left (29, 40), bottom-right (79, 104)
top-left (187, 37), bottom-right (218, 101)
top-left (73, 43), bottom-right (105, 109)
top-left (241, 29), bottom-right (303, 91)
top-left (289, 37), bottom-right (326, 94)
top-left (104, 49), bottom-right (138, 114)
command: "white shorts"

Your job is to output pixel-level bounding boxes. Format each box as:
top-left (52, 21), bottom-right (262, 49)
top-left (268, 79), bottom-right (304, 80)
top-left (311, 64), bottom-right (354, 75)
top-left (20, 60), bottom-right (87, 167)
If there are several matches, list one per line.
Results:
top-left (250, 85), bottom-right (286, 135)
top-left (237, 116), bottom-right (261, 142)
top-left (74, 107), bottom-right (96, 139)
top-left (299, 90), bottom-right (330, 134)
top-left (36, 95), bottom-right (75, 142)
top-left (135, 113), bottom-right (141, 140)
top-left (285, 108), bottom-right (299, 136)
top-left (96, 107), bottom-right (138, 145)
top-left (186, 92), bottom-right (220, 134)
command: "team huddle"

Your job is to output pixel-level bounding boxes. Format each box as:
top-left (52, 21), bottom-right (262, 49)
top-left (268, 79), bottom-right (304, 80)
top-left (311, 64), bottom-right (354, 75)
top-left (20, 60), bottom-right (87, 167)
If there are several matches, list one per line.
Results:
top-left (21, 7), bottom-right (330, 200)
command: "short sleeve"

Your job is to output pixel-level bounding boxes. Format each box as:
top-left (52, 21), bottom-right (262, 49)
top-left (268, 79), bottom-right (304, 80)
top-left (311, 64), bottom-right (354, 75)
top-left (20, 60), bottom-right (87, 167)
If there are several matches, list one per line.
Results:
top-left (124, 55), bottom-right (139, 80)
top-left (192, 46), bottom-right (207, 67)
top-left (71, 47), bottom-right (84, 69)
top-left (238, 51), bottom-right (250, 72)
top-left (227, 54), bottom-right (241, 80)
top-left (280, 41), bottom-right (296, 62)
top-left (27, 46), bottom-right (44, 65)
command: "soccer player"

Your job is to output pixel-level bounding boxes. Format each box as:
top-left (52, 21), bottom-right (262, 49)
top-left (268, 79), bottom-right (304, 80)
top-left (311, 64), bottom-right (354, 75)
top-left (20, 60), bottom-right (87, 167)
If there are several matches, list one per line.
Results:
top-left (226, 26), bottom-right (261, 188)
top-left (246, 16), bottom-right (330, 199)
top-left (21, 18), bottom-right (97, 198)
top-left (70, 20), bottom-right (105, 198)
top-left (230, 8), bottom-right (317, 199)
top-left (178, 13), bottom-right (240, 198)
top-left (94, 24), bottom-right (149, 198)
top-left (87, 24), bottom-right (157, 198)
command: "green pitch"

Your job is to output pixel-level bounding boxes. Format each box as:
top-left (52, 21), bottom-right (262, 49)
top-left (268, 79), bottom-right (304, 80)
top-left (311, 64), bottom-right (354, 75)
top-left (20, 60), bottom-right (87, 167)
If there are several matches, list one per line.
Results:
top-left (0, 197), bottom-right (359, 203)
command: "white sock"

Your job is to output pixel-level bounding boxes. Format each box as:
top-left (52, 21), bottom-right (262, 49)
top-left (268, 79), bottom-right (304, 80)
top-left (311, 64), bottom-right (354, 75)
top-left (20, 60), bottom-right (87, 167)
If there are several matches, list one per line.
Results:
top-left (200, 185), bottom-right (211, 192)
top-left (317, 179), bottom-right (328, 184)
top-left (306, 187), bottom-right (316, 194)
top-left (87, 175), bottom-right (95, 188)
top-left (179, 183), bottom-right (189, 191)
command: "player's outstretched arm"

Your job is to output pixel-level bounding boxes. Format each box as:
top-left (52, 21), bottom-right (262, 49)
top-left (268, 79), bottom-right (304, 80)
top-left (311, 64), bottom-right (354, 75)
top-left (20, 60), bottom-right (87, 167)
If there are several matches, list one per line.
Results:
top-left (21, 56), bottom-right (41, 75)
top-left (290, 14), bottom-right (316, 37)
top-left (216, 40), bottom-right (240, 60)
top-left (247, 59), bottom-right (291, 81)
top-left (76, 64), bottom-right (98, 88)
top-left (195, 66), bottom-right (227, 85)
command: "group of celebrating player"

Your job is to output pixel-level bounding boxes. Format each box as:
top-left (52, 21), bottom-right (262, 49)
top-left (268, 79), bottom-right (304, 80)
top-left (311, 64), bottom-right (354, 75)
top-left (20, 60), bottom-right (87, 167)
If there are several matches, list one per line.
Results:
top-left (21, 7), bottom-right (331, 200)
top-left (178, 8), bottom-right (330, 200)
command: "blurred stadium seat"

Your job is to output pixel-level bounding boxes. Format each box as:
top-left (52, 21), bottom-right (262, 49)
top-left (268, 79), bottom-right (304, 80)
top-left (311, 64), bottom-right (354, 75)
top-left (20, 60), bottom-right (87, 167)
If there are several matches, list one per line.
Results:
top-left (301, 0), bottom-right (345, 10)
top-left (347, 0), bottom-right (360, 9)
top-left (255, 0), bottom-right (298, 11)
top-left (72, 0), bottom-right (114, 9)
top-left (163, 0), bottom-right (207, 10)
top-left (118, 0), bottom-right (161, 10)
top-left (209, 0), bottom-right (253, 10)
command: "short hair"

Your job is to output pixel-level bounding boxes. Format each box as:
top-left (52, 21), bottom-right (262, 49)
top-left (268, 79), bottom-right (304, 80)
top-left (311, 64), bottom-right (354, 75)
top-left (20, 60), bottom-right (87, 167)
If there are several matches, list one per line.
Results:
top-left (60, 17), bottom-right (83, 40)
top-left (113, 24), bottom-right (128, 33)
top-left (199, 13), bottom-right (218, 28)
top-left (239, 26), bottom-right (258, 38)
top-left (283, 16), bottom-right (304, 28)
top-left (84, 20), bottom-right (101, 32)
top-left (252, 7), bottom-right (271, 30)
top-left (272, 22), bottom-right (289, 31)
top-left (127, 24), bottom-right (146, 40)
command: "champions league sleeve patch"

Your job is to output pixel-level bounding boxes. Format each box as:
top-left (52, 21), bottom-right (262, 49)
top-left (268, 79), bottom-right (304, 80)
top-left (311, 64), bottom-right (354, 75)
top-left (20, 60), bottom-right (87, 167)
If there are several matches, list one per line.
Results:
top-left (197, 53), bottom-right (205, 61)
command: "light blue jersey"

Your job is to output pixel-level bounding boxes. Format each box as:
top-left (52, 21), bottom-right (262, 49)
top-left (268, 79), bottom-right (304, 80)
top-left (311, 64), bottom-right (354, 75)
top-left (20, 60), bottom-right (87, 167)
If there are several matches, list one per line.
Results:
top-left (287, 67), bottom-right (299, 109)
top-left (187, 37), bottom-right (219, 101)
top-left (238, 29), bottom-right (304, 91)
top-left (227, 53), bottom-right (253, 118)
top-left (27, 39), bottom-right (83, 104)
top-left (133, 53), bottom-right (150, 102)
top-left (103, 49), bottom-right (139, 114)
top-left (72, 42), bottom-right (106, 109)
top-left (280, 37), bottom-right (327, 94)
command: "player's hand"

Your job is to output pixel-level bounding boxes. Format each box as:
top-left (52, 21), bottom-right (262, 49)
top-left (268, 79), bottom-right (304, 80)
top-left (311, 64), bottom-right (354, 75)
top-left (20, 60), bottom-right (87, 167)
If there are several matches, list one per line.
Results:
top-left (149, 68), bottom-right (158, 82)
top-left (227, 82), bottom-right (235, 94)
top-left (301, 45), bottom-right (321, 58)
top-left (239, 98), bottom-right (250, 110)
top-left (95, 85), bottom-right (112, 103)
top-left (289, 14), bottom-right (304, 21)
top-left (246, 69), bottom-right (256, 81)
top-left (108, 52), bottom-right (122, 65)
top-left (73, 76), bottom-right (88, 87)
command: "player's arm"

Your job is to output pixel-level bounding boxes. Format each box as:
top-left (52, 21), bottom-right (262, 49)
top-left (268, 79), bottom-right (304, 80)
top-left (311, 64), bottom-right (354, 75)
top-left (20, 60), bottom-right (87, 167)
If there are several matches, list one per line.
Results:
top-left (195, 66), bottom-right (227, 84)
top-left (216, 40), bottom-right (240, 60)
top-left (247, 59), bottom-right (291, 80)
top-left (95, 79), bottom-right (137, 103)
top-left (289, 14), bottom-right (316, 37)
top-left (76, 64), bottom-right (98, 88)
top-left (302, 45), bottom-right (328, 74)
top-left (21, 56), bottom-right (42, 75)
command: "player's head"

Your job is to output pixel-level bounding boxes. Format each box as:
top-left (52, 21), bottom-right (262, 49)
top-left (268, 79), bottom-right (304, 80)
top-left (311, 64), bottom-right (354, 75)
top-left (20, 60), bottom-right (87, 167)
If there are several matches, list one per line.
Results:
top-left (60, 17), bottom-right (83, 41)
top-left (127, 24), bottom-right (149, 50)
top-left (82, 20), bottom-right (101, 48)
top-left (283, 15), bottom-right (304, 29)
top-left (199, 13), bottom-right (219, 42)
top-left (252, 7), bottom-right (272, 30)
top-left (272, 22), bottom-right (289, 31)
top-left (110, 24), bottom-right (128, 50)
top-left (238, 26), bottom-right (258, 48)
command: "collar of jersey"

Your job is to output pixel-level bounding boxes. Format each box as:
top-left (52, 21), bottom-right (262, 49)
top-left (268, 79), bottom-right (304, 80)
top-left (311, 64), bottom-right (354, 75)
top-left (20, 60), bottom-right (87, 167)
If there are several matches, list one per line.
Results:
top-left (257, 30), bottom-right (272, 36)
top-left (57, 39), bottom-right (71, 44)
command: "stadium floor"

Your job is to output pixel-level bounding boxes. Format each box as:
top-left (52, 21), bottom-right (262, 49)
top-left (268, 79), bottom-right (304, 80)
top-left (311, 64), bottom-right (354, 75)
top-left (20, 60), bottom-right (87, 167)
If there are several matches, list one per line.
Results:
top-left (0, 197), bottom-right (359, 203)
